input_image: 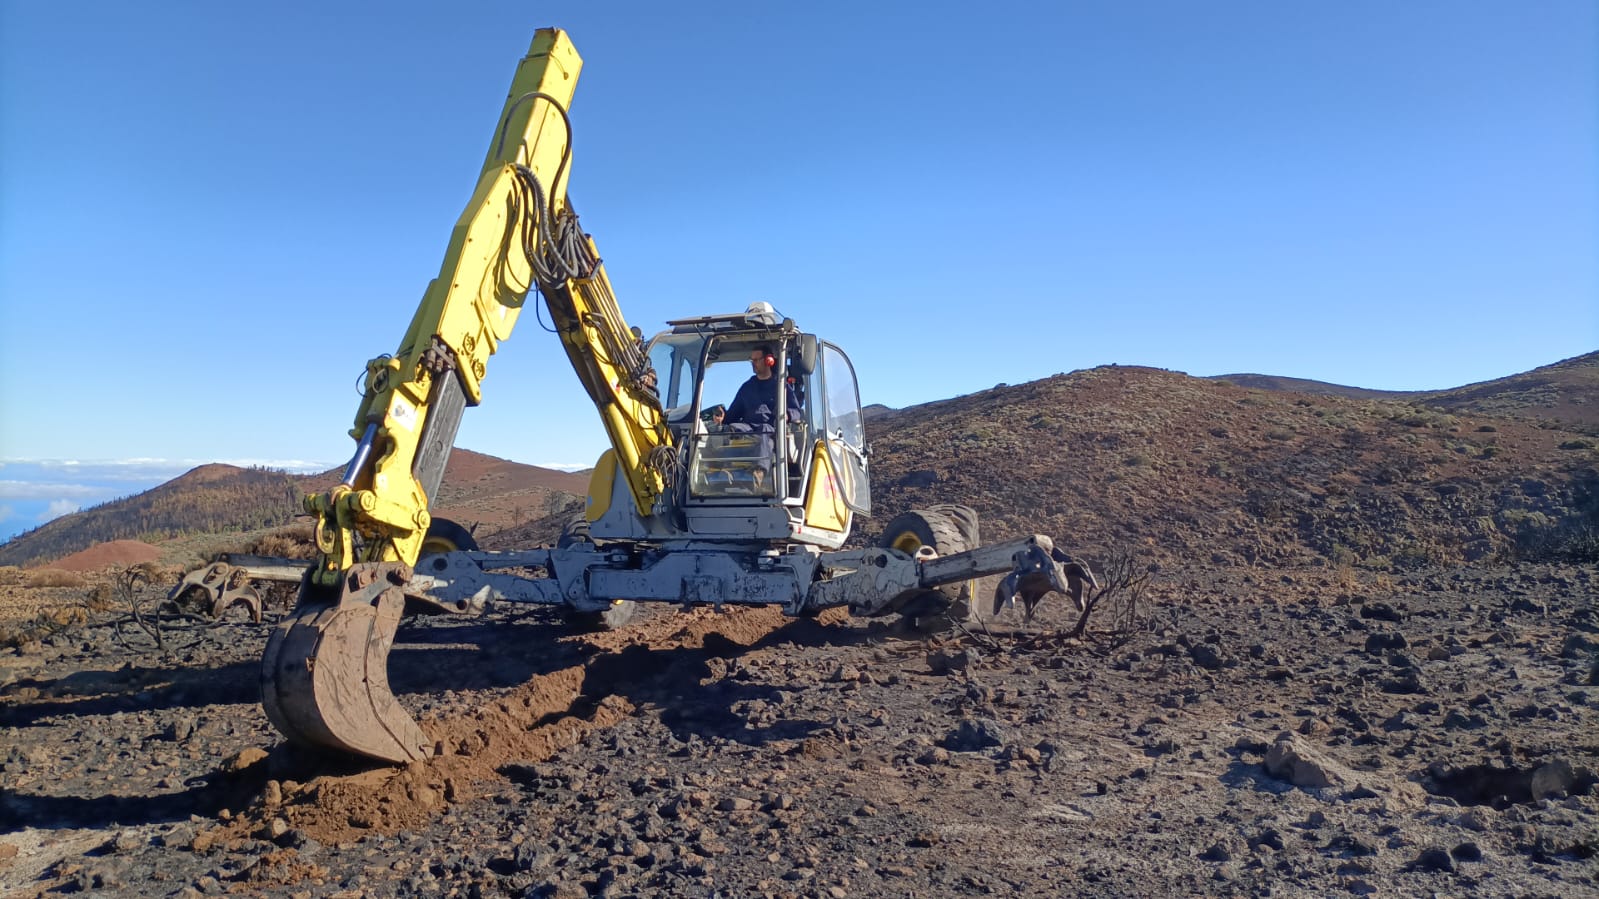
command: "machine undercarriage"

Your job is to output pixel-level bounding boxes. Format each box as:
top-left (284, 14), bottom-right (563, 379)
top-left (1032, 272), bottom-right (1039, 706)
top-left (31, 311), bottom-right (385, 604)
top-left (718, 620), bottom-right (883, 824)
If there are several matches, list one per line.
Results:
top-left (183, 519), bottom-right (1095, 763)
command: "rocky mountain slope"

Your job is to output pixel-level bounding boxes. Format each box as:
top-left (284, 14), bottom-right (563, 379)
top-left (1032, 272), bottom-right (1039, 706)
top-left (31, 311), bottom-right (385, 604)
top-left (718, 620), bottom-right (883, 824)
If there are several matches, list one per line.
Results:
top-left (1422, 351), bottom-right (1599, 431)
top-left (488, 362), bottom-right (1596, 566)
top-left (1216, 350), bottom-right (1599, 433)
top-left (868, 365), bottom-right (1597, 570)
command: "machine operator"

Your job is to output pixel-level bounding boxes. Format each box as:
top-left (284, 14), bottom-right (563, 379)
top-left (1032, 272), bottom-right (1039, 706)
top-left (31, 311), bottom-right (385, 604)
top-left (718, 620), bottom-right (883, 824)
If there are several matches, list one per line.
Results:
top-left (711, 345), bottom-right (799, 429)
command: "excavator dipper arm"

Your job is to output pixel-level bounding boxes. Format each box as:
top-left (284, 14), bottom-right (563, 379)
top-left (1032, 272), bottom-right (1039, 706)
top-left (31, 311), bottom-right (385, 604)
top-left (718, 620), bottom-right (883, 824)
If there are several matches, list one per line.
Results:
top-left (265, 29), bottom-right (671, 763)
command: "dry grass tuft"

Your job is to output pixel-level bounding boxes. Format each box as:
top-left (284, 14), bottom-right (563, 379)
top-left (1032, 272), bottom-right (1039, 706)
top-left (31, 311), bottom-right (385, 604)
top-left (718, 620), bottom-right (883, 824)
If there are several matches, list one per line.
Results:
top-left (248, 522), bottom-right (318, 559)
top-left (24, 568), bottom-right (88, 588)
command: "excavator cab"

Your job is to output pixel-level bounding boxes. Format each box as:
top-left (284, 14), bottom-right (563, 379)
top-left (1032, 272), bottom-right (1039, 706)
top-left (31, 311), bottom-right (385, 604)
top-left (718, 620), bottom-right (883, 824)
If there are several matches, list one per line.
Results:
top-left (645, 303), bottom-right (869, 521)
top-left (648, 306), bottom-right (812, 503)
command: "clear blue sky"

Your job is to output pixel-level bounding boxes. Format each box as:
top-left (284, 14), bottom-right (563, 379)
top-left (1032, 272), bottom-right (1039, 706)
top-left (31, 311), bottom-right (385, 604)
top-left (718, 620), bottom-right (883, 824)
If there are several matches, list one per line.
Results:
top-left (1, 1), bottom-right (1595, 536)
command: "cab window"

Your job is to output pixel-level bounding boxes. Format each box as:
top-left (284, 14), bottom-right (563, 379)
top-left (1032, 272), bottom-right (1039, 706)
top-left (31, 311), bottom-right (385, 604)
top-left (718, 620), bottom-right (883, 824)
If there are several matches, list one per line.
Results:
top-left (822, 344), bottom-right (863, 449)
top-left (646, 333), bottom-right (706, 418)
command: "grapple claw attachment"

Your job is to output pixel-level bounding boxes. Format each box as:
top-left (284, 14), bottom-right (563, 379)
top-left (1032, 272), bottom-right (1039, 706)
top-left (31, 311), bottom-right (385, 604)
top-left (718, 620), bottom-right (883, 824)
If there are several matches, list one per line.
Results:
top-left (261, 563), bottom-right (430, 764)
top-left (992, 538), bottom-right (1098, 623)
top-left (1057, 554), bottom-right (1098, 614)
top-left (169, 562), bottom-right (263, 623)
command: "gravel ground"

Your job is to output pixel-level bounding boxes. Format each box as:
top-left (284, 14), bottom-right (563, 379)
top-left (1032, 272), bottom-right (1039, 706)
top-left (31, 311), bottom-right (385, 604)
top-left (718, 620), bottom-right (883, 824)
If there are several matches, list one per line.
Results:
top-left (2, 561), bottom-right (1595, 898)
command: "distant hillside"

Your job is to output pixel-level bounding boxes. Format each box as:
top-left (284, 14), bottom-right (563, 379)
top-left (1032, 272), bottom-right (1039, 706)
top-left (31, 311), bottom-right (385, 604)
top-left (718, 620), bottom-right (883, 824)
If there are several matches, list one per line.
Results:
top-left (0, 449), bottom-right (590, 568)
top-left (10, 355), bottom-right (1595, 572)
top-left (1213, 351), bottom-right (1599, 432)
top-left (1421, 351), bottom-right (1599, 430)
top-left (1210, 374), bottom-right (1402, 401)
top-left (0, 465), bottom-right (304, 568)
top-left (427, 450), bottom-right (591, 538)
top-left (867, 365), bottom-right (1597, 569)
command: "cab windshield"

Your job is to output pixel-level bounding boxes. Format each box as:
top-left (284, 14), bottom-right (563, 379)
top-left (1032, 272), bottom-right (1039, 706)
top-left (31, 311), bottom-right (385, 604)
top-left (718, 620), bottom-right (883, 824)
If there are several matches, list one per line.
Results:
top-left (646, 332), bottom-right (708, 420)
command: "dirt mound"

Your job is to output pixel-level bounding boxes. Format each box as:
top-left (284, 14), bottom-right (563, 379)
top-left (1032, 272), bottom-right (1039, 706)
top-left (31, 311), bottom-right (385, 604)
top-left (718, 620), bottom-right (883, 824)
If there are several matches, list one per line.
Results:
top-left (196, 606), bottom-right (792, 849)
top-left (42, 539), bottom-right (162, 572)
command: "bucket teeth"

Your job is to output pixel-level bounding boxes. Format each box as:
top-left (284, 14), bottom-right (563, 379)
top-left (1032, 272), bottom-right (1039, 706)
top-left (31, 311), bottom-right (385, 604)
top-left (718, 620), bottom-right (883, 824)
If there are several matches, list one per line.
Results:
top-left (261, 564), bottom-right (430, 764)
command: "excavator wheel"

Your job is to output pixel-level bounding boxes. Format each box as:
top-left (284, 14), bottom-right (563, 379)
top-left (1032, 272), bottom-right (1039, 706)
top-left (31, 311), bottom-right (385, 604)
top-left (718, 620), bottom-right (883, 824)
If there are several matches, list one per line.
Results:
top-left (555, 513), bottom-right (593, 550)
top-left (925, 503), bottom-right (980, 547)
top-left (924, 503), bottom-right (980, 618)
top-left (420, 518), bottom-right (478, 555)
top-left (876, 508), bottom-right (976, 633)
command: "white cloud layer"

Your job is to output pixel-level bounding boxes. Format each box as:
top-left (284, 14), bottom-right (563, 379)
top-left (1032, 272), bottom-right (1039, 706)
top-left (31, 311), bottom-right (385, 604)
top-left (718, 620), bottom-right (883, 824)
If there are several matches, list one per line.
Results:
top-left (534, 462), bottom-right (591, 472)
top-left (0, 480), bottom-right (104, 500)
top-left (42, 499), bottom-right (79, 522)
top-left (0, 458), bottom-right (332, 479)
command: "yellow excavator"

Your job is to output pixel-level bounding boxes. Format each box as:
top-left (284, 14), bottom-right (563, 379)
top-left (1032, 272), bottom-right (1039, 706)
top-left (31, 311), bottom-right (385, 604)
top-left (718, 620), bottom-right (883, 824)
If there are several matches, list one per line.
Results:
top-left (259, 28), bottom-right (1095, 765)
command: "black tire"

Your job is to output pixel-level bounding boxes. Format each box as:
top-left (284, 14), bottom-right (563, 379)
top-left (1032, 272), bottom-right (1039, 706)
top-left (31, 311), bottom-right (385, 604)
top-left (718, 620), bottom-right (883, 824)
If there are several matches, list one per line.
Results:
top-left (876, 508), bottom-right (975, 631)
top-left (421, 517), bottom-right (478, 554)
top-left (556, 513), bottom-right (594, 550)
top-left (925, 503), bottom-right (980, 547)
top-left (924, 504), bottom-right (980, 618)
top-left (877, 508), bottom-right (966, 557)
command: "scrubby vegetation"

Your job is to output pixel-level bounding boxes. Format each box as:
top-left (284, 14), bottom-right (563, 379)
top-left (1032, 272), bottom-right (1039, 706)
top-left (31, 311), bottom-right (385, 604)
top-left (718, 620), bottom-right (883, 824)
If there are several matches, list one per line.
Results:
top-left (22, 568), bottom-right (88, 588)
top-left (215, 522), bottom-right (319, 562)
top-left (868, 366), bottom-right (1599, 572)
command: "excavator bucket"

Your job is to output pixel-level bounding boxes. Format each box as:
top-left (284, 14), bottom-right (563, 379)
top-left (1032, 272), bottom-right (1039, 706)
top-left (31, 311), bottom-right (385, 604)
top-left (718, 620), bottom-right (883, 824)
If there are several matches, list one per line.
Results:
top-left (261, 563), bottom-right (430, 764)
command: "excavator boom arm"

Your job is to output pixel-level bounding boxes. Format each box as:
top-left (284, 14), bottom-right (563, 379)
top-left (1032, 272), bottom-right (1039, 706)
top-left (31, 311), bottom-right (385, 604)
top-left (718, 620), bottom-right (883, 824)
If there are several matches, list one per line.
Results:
top-left (266, 30), bottom-right (674, 763)
top-left (306, 28), bottom-right (668, 588)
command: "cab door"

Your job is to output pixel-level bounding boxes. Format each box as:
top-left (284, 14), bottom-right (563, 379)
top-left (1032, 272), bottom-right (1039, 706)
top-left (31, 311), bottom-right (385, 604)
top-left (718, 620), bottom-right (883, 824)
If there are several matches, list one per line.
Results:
top-left (819, 342), bottom-right (871, 515)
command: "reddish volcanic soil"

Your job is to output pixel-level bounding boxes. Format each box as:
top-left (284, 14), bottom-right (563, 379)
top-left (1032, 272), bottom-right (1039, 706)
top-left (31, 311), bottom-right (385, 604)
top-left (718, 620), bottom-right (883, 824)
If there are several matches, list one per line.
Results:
top-left (40, 541), bottom-right (162, 573)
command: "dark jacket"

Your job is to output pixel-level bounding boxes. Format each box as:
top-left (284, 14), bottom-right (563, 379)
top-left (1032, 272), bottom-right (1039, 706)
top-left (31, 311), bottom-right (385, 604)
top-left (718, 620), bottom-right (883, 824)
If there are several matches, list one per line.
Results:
top-left (725, 375), bottom-right (799, 429)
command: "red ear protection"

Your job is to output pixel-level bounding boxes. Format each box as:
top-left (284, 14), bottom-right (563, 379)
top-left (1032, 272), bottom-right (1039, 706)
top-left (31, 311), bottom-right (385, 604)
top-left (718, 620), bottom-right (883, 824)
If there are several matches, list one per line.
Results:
top-left (764, 354), bottom-right (776, 369)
